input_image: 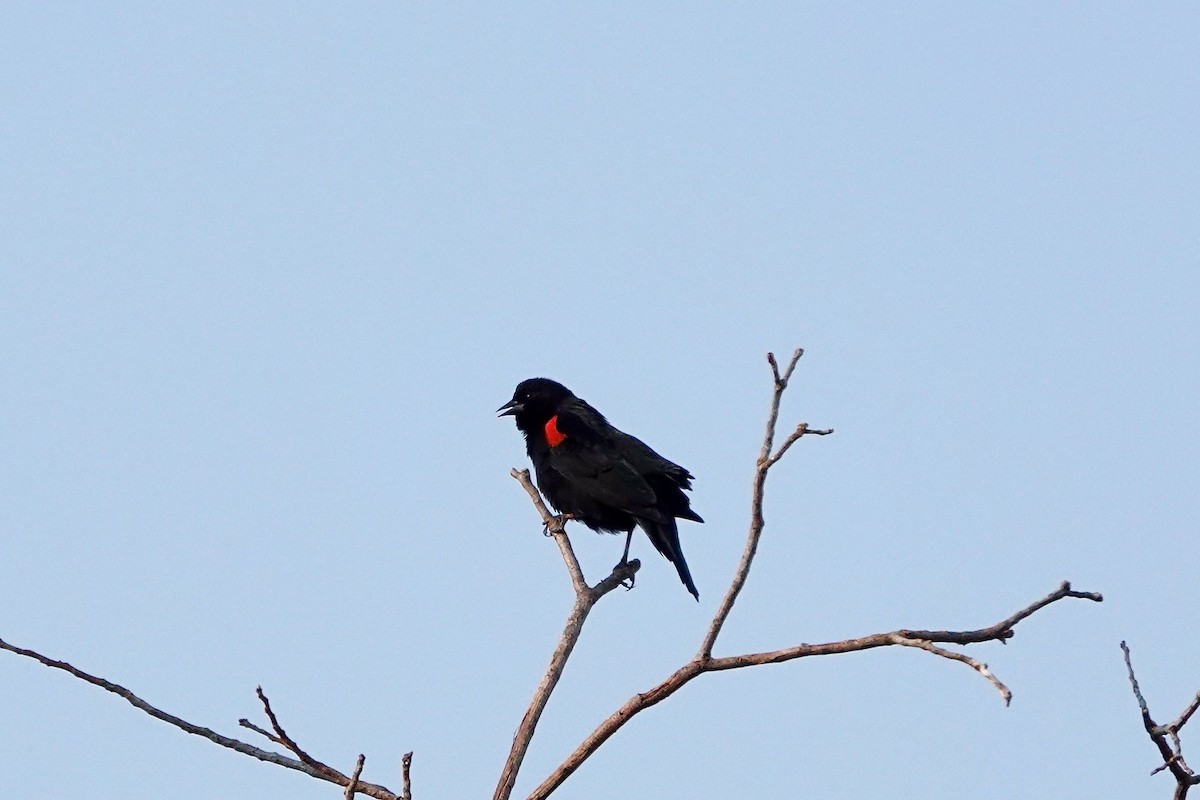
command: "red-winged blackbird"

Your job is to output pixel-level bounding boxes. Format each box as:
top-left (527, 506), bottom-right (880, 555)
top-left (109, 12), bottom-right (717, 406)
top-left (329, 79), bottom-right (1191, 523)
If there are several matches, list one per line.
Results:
top-left (498, 378), bottom-right (703, 600)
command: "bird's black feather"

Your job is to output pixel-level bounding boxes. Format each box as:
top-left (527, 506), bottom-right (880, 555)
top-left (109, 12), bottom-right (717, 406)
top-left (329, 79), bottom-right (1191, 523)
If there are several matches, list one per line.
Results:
top-left (500, 378), bottom-right (703, 599)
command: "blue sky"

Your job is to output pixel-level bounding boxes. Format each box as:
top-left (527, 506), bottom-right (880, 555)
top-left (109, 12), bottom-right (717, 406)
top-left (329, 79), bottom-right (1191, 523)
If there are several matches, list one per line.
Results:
top-left (2, 3), bottom-right (1196, 798)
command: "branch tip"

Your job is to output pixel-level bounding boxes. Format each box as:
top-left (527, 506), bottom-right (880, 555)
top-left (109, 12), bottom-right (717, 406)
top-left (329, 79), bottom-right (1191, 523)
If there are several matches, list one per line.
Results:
top-left (0, 637), bottom-right (401, 798)
top-left (344, 754), bottom-right (366, 800)
top-left (501, 351), bottom-right (1105, 800)
top-left (401, 752), bottom-right (414, 800)
top-left (1121, 640), bottom-right (1200, 792)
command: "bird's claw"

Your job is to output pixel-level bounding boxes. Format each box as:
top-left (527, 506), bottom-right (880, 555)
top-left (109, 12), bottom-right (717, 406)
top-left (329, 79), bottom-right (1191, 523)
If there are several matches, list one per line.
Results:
top-left (614, 558), bottom-right (637, 591)
top-left (542, 512), bottom-right (574, 536)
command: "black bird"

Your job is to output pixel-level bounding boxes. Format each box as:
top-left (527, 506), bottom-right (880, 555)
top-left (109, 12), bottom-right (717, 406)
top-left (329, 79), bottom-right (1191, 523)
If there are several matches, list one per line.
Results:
top-left (498, 378), bottom-right (703, 599)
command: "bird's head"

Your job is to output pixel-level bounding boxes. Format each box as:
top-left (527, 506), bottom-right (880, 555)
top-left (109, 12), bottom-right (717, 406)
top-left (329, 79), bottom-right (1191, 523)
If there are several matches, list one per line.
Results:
top-left (497, 378), bottom-right (574, 432)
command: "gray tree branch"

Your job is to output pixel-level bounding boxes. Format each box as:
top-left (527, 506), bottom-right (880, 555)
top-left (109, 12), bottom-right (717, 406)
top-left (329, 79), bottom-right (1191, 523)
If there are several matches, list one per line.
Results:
top-left (0, 636), bottom-right (404, 800)
top-left (492, 469), bottom-right (641, 800)
top-left (0, 347), bottom-right (1110, 800)
top-left (1121, 641), bottom-right (1200, 799)
top-left (502, 348), bottom-right (1100, 800)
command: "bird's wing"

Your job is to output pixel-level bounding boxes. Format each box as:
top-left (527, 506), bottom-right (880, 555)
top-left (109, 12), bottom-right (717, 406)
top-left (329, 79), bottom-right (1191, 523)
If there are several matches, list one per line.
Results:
top-left (610, 431), bottom-right (695, 489)
top-left (546, 402), bottom-right (665, 519)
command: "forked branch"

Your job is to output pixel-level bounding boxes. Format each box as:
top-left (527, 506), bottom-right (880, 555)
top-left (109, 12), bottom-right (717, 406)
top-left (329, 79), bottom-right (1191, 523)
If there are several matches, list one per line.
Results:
top-left (493, 468), bottom-right (641, 800)
top-left (0, 637), bottom-right (405, 800)
top-left (502, 348), bottom-right (1101, 800)
top-left (700, 348), bottom-right (832, 659)
top-left (0, 348), bottom-right (1106, 800)
top-left (1122, 641), bottom-right (1200, 799)
top-left (525, 580), bottom-right (1100, 798)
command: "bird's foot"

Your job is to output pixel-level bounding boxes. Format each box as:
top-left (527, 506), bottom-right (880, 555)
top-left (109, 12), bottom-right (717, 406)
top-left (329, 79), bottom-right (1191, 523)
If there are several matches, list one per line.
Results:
top-left (614, 557), bottom-right (637, 591)
top-left (542, 513), bottom-right (574, 536)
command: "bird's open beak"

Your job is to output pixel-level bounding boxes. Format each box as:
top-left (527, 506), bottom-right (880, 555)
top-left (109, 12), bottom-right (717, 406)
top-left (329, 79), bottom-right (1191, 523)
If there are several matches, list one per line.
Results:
top-left (497, 399), bottom-right (523, 417)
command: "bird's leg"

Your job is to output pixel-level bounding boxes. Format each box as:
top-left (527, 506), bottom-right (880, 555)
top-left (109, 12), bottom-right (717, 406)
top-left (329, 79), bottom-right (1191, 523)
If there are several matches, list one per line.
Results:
top-left (542, 512), bottom-right (574, 536)
top-left (616, 530), bottom-right (636, 590)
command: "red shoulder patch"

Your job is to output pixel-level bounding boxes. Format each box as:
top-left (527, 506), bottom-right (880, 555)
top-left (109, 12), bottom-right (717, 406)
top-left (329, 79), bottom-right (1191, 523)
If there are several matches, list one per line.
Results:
top-left (544, 415), bottom-right (568, 447)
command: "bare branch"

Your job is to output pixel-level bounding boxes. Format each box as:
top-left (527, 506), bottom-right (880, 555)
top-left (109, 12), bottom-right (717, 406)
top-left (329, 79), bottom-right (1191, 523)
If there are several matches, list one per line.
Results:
top-left (889, 635), bottom-right (1012, 705)
top-left (511, 468), bottom-right (588, 595)
top-left (495, 594), bottom-right (592, 800)
top-left (494, 471), bottom-right (644, 800)
top-left (700, 347), bottom-right (830, 660)
top-left (899, 581), bottom-right (1103, 645)
top-left (526, 661), bottom-right (703, 799)
top-left (766, 422), bottom-right (835, 468)
top-left (1176, 694), bottom-right (1200, 737)
top-left (500, 349), bottom-right (1102, 799)
top-left (255, 685), bottom-right (319, 767)
top-left (1121, 641), bottom-right (1200, 797)
top-left (1123, 641), bottom-right (1155, 720)
top-left (708, 584), bottom-right (1103, 672)
top-left (518, 349), bottom-right (1100, 798)
top-left (345, 754), bottom-right (366, 800)
top-left (758, 348), bottom-right (804, 465)
top-left (528, 581), bottom-right (1099, 799)
top-left (0, 637), bottom-right (402, 800)
top-left (238, 717), bottom-right (285, 746)
top-left (401, 752), bottom-right (414, 800)
top-left (508, 470), bottom-right (642, 606)
top-left (590, 558), bottom-right (640, 598)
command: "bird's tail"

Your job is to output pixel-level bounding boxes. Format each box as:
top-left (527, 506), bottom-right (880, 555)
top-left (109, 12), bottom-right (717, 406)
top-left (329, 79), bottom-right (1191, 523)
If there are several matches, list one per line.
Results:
top-left (638, 517), bottom-right (699, 601)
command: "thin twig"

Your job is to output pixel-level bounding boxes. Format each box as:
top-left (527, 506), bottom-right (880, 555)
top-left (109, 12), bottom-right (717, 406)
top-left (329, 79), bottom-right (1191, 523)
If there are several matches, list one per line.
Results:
top-left (345, 754), bottom-right (366, 800)
top-left (238, 717), bottom-right (285, 746)
top-left (899, 581), bottom-right (1103, 644)
top-left (890, 635), bottom-right (1012, 705)
top-left (1171, 694), bottom-right (1200, 737)
top-left (510, 468), bottom-right (588, 595)
top-left (508, 470), bottom-right (642, 605)
top-left (766, 422), bottom-right (835, 467)
top-left (699, 350), bottom-right (822, 661)
top-left (255, 686), bottom-right (319, 766)
top-left (0, 637), bottom-right (401, 800)
top-left (401, 752), bottom-right (414, 800)
top-left (1122, 641), bottom-right (1153, 718)
top-left (759, 348), bottom-right (803, 464)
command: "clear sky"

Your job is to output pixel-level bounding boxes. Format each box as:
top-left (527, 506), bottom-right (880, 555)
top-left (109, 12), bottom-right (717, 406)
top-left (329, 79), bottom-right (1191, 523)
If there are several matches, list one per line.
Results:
top-left (2, 4), bottom-right (1196, 798)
